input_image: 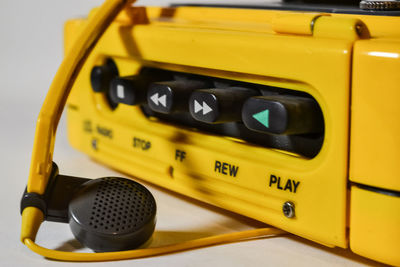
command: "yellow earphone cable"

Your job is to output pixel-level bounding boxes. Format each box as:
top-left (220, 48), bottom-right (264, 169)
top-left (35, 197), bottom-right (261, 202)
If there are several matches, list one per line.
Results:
top-left (21, 0), bottom-right (135, 244)
top-left (22, 0), bottom-right (285, 261)
top-left (26, 0), bottom-right (134, 196)
top-left (25, 228), bottom-right (285, 262)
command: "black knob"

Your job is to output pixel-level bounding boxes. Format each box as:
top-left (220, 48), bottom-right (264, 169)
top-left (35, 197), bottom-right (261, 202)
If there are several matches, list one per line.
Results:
top-left (242, 95), bottom-right (324, 135)
top-left (147, 80), bottom-right (211, 114)
top-left (189, 87), bottom-right (259, 124)
top-left (90, 59), bottom-right (119, 93)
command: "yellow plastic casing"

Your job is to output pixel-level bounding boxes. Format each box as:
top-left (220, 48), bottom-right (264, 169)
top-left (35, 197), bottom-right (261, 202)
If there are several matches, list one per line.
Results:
top-left (349, 29), bottom-right (400, 266)
top-left (63, 6), bottom-right (400, 264)
top-left (350, 186), bottom-right (400, 266)
top-left (350, 39), bottom-right (400, 191)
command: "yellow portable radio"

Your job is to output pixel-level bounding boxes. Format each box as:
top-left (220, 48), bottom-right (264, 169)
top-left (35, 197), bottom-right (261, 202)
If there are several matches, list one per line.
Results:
top-left (20, 0), bottom-right (400, 265)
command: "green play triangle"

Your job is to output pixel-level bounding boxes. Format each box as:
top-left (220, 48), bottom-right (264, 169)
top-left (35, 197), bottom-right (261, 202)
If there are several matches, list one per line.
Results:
top-left (252, 109), bottom-right (269, 128)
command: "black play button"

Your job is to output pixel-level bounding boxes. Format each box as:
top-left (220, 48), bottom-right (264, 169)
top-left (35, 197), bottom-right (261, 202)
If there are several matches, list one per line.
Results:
top-left (242, 95), bottom-right (324, 135)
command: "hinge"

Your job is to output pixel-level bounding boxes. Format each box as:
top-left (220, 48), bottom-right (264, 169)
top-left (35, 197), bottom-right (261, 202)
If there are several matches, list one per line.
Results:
top-left (273, 13), bottom-right (370, 40)
top-left (313, 16), bottom-right (370, 40)
top-left (272, 13), bottom-right (323, 35)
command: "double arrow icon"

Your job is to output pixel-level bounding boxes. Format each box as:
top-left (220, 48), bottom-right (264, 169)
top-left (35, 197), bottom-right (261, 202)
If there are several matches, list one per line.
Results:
top-left (150, 93), bottom-right (167, 107)
top-left (194, 100), bottom-right (213, 115)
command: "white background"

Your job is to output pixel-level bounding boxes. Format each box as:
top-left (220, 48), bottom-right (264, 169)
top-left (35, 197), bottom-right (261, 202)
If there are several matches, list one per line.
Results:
top-left (0, 0), bottom-right (386, 266)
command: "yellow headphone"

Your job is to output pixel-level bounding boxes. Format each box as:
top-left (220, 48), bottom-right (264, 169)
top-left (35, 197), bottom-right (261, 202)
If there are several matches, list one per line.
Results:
top-left (20, 0), bottom-right (284, 261)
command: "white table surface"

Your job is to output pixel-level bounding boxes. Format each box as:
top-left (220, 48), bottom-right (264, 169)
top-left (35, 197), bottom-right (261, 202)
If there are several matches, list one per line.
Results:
top-left (0, 0), bottom-right (387, 266)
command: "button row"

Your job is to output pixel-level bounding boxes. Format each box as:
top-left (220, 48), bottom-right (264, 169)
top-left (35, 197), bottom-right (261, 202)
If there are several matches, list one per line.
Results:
top-left (91, 64), bottom-right (324, 136)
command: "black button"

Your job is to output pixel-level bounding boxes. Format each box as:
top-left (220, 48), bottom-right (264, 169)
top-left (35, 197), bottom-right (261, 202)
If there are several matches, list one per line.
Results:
top-left (189, 87), bottom-right (258, 124)
top-left (242, 95), bottom-right (324, 135)
top-left (147, 80), bottom-right (210, 114)
top-left (109, 76), bottom-right (146, 106)
top-left (90, 59), bottom-right (119, 93)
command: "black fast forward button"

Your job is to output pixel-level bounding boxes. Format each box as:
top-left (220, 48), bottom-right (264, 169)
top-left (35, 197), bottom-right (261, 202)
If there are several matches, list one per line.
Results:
top-left (189, 87), bottom-right (258, 124)
top-left (147, 80), bottom-right (210, 114)
top-left (242, 95), bottom-right (324, 135)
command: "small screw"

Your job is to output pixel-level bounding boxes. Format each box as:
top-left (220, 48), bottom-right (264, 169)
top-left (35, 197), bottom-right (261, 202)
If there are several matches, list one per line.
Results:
top-left (282, 201), bottom-right (295, 218)
top-left (92, 138), bottom-right (98, 150)
top-left (355, 24), bottom-right (362, 36)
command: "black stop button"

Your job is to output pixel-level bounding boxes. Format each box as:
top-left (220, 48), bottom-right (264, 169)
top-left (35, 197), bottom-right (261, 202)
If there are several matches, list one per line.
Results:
top-left (109, 76), bottom-right (145, 106)
top-left (242, 95), bottom-right (324, 135)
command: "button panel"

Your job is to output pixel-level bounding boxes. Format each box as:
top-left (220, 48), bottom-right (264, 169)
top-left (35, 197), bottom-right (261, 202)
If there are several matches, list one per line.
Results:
top-left (91, 63), bottom-right (325, 158)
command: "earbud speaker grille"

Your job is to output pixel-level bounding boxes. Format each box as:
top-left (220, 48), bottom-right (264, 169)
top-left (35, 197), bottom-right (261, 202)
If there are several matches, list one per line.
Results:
top-left (68, 177), bottom-right (156, 252)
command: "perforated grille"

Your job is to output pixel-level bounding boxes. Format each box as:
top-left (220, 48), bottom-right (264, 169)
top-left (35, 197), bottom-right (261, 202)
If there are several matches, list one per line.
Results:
top-left (88, 177), bottom-right (155, 233)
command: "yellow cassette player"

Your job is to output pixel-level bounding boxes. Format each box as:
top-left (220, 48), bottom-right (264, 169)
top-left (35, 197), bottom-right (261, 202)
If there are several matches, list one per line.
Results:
top-left (20, 0), bottom-right (400, 265)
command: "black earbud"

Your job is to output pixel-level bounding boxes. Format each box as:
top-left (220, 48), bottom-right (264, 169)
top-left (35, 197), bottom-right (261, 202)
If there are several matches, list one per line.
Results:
top-left (69, 177), bottom-right (156, 252)
top-left (21, 163), bottom-right (157, 252)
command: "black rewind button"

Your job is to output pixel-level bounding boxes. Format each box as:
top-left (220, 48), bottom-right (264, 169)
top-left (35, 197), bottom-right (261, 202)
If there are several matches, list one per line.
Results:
top-left (189, 87), bottom-right (258, 124)
top-left (242, 95), bottom-right (324, 135)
